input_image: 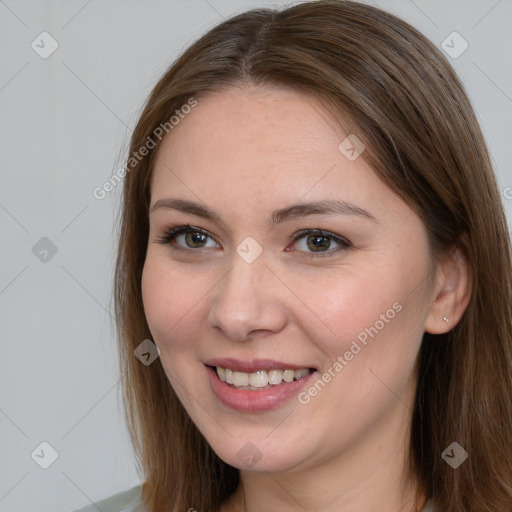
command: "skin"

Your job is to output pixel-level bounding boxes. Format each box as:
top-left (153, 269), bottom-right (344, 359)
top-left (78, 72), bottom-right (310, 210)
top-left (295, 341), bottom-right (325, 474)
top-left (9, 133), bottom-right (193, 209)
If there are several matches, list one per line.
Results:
top-left (141, 86), bottom-right (472, 512)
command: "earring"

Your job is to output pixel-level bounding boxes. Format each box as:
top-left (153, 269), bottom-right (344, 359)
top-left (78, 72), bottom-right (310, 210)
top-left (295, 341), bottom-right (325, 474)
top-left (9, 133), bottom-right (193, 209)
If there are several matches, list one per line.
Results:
top-left (443, 316), bottom-right (449, 322)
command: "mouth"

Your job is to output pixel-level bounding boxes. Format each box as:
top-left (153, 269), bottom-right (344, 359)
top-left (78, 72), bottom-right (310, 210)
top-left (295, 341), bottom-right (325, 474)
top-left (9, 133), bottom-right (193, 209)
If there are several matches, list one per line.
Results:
top-left (204, 358), bottom-right (319, 412)
top-left (213, 366), bottom-right (313, 390)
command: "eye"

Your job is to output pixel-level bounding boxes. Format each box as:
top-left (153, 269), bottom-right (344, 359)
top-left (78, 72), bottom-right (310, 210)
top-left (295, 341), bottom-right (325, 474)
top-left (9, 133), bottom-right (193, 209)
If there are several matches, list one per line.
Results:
top-left (154, 225), bottom-right (352, 258)
top-left (154, 224), bottom-right (219, 250)
top-left (288, 229), bottom-right (351, 258)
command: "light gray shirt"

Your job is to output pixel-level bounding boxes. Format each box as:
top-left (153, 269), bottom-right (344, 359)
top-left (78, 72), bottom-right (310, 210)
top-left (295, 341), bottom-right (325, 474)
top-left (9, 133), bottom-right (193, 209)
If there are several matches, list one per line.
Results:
top-left (73, 485), bottom-right (435, 512)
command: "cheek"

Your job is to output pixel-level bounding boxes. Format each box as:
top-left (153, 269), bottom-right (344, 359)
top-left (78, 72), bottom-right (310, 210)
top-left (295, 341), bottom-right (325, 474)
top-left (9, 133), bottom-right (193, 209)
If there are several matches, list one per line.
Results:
top-left (141, 254), bottom-right (195, 345)
top-left (141, 256), bottom-right (168, 338)
top-left (141, 254), bottom-right (215, 423)
top-left (292, 264), bottom-right (399, 356)
top-left (296, 253), bottom-right (429, 378)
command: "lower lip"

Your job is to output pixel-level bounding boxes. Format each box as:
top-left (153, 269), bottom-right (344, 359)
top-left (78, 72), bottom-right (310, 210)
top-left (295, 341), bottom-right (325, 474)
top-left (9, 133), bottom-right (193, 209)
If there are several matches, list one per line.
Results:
top-left (206, 366), bottom-right (317, 413)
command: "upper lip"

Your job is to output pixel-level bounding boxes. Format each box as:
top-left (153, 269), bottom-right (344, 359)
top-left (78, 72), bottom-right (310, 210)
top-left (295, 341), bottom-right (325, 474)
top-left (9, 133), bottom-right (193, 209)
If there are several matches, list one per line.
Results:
top-left (204, 358), bottom-right (316, 373)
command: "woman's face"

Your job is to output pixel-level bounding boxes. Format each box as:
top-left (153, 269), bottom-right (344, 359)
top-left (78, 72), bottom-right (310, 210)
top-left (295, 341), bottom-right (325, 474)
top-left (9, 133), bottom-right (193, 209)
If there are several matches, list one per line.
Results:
top-left (141, 86), bottom-right (436, 473)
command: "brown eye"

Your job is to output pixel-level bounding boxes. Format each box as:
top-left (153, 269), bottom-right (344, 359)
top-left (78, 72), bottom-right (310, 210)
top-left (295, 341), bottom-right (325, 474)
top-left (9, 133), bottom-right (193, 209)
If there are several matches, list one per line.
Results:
top-left (289, 229), bottom-right (351, 258)
top-left (305, 233), bottom-right (332, 252)
top-left (155, 225), bottom-right (218, 250)
top-left (183, 231), bottom-right (208, 248)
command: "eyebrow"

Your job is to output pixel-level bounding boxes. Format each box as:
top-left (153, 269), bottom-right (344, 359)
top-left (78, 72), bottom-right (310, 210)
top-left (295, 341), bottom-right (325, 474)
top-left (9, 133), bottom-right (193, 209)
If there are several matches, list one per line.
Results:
top-left (150, 197), bottom-right (378, 226)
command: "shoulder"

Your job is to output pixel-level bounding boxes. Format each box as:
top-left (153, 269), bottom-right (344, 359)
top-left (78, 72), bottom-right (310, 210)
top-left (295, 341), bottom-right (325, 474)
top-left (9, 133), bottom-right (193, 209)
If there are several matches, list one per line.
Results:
top-left (72, 485), bottom-right (146, 512)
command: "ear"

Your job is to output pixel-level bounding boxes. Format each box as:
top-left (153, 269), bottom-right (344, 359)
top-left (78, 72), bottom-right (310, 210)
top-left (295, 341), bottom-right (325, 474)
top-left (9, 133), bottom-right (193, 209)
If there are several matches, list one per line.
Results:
top-left (424, 233), bottom-right (473, 334)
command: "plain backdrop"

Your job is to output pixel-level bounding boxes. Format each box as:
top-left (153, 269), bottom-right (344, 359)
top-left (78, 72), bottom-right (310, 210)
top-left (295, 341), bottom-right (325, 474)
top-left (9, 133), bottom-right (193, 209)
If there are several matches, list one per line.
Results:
top-left (0, 1), bottom-right (511, 511)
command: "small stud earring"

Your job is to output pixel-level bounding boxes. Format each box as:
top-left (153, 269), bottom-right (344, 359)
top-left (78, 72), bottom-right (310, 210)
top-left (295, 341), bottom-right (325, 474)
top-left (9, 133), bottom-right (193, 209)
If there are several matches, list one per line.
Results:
top-left (443, 316), bottom-right (449, 322)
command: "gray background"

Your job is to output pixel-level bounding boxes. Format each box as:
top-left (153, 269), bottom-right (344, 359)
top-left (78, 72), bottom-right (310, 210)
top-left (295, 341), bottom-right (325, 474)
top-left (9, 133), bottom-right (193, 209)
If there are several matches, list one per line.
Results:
top-left (0, 1), bottom-right (510, 511)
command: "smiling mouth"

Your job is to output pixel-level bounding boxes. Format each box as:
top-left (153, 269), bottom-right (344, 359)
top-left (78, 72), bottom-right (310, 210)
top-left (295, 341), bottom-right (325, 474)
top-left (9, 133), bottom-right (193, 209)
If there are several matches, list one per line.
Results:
top-left (213, 366), bottom-right (314, 390)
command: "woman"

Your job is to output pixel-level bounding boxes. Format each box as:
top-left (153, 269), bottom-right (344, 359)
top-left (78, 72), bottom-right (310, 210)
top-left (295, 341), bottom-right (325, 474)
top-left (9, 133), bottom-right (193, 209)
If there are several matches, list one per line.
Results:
top-left (76, 1), bottom-right (512, 511)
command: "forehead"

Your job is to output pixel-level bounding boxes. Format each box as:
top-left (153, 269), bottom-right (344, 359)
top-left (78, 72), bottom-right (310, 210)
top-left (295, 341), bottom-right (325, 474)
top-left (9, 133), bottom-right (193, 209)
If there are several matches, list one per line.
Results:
top-left (174, 86), bottom-right (346, 151)
top-left (149, 87), bottom-right (405, 225)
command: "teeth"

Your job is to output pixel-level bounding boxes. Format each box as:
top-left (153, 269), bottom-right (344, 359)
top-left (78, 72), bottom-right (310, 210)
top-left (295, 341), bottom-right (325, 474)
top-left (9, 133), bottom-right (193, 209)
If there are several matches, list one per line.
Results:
top-left (249, 370), bottom-right (268, 388)
top-left (283, 369), bottom-right (295, 383)
top-left (233, 371), bottom-right (249, 387)
top-left (267, 369), bottom-right (283, 385)
top-left (215, 366), bottom-right (311, 389)
top-left (216, 367), bottom-right (226, 381)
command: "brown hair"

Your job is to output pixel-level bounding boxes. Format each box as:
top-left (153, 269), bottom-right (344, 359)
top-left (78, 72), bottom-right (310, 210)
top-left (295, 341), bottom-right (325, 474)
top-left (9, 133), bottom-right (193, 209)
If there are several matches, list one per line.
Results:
top-left (114, 1), bottom-right (512, 510)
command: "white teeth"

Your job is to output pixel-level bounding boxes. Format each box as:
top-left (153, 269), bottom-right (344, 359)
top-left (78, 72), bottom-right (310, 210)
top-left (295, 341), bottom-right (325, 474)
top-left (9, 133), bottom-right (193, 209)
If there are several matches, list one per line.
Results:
top-left (216, 367), bottom-right (225, 381)
top-left (267, 369), bottom-right (283, 385)
top-left (233, 371), bottom-right (249, 387)
top-left (283, 369), bottom-right (295, 383)
top-left (249, 370), bottom-right (268, 388)
top-left (215, 366), bottom-right (311, 389)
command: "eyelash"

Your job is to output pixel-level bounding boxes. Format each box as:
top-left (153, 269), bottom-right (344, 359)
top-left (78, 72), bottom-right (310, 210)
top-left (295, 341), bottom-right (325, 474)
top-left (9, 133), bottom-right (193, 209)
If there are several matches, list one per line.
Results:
top-left (154, 224), bottom-right (352, 258)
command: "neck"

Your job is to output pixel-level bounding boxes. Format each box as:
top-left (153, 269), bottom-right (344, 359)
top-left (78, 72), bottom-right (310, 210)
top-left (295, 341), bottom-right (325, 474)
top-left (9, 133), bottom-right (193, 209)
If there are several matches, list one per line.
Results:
top-left (230, 463), bottom-right (427, 512)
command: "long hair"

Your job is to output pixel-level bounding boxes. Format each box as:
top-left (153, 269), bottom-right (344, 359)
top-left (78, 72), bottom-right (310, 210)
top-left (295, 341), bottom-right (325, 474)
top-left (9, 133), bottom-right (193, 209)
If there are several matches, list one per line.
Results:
top-left (114, 1), bottom-right (512, 510)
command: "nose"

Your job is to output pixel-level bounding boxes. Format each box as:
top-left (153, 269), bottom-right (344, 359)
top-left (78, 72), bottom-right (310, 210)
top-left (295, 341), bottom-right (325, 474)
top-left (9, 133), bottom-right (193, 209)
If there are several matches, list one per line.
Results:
top-left (207, 250), bottom-right (288, 342)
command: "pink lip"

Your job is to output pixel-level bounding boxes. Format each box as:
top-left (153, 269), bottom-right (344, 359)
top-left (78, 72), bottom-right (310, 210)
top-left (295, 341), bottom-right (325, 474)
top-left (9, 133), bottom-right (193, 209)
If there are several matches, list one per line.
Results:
top-left (205, 364), bottom-right (318, 413)
top-left (204, 357), bottom-right (315, 373)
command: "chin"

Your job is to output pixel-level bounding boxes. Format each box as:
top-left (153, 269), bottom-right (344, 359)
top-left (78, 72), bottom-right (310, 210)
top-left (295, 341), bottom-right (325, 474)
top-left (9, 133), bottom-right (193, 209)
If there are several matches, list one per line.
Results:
top-left (199, 426), bottom-right (316, 474)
